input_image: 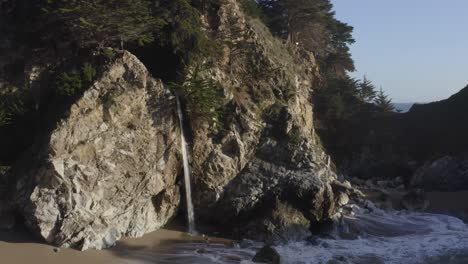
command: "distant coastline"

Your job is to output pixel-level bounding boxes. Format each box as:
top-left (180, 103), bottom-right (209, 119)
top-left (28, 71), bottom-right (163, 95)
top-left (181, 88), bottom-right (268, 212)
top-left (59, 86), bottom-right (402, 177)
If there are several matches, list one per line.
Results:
top-left (393, 102), bottom-right (414, 113)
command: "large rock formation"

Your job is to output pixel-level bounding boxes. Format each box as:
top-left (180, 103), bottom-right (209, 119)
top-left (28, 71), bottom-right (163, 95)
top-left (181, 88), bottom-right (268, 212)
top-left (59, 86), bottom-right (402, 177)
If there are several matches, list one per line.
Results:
top-left (8, 0), bottom-right (346, 249)
top-left (410, 156), bottom-right (468, 191)
top-left (190, 0), bottom-right (339, 240)
top-left (13, 52), bottom-right (181, 250)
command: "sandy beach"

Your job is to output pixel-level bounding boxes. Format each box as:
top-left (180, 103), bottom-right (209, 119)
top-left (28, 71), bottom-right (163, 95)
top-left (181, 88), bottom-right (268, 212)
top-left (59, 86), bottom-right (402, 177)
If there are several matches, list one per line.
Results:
top-left (0, 226), bottom-right (239, 264)
top-left (1, 191), bottom-right (467, 264)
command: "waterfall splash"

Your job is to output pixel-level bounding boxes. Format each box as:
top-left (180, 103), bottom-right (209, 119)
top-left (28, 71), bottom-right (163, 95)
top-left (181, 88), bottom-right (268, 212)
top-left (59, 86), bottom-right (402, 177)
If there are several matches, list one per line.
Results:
top-left (175, 95), bottom-right (196, 234)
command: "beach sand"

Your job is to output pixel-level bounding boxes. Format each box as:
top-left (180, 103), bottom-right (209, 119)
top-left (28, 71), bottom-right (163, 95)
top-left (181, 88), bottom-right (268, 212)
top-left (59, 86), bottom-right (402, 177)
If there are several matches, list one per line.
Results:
top-left (0, 225), bottom-right (235, 264)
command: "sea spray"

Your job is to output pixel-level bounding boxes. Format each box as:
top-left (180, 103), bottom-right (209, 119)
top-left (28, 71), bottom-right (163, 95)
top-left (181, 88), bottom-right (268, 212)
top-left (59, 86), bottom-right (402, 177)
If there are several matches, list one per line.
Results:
top-left (175, 95), bottom-right (196, 234)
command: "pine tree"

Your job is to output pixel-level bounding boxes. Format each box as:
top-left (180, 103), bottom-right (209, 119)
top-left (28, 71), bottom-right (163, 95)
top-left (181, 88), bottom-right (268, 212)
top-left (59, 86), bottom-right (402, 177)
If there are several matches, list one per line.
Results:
top-left (358, 76), bottom-right (377, 102)
top-left (258, 0), bottom-right (355, 73)
top-left (42, 0), bottom-right (165, 49)
top-left (259, 0), bottom-right (329, 43)
top-left (240, 0), bottom-right (264, 18)
top-left (223, 12), bottom-right (246, 77)
top-left (374, 87), bottom-right (395, 113)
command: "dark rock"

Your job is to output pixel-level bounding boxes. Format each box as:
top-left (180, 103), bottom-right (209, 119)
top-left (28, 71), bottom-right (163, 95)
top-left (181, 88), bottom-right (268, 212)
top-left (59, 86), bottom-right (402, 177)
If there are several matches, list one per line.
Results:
top-left (0, 198), bottom-right (15, 230)
top-left (401, 189), bottom-right (429, 210)
top-left (239, 239), bottom-right (256, 249)
top-left (305, 236), bottom-right (320, 246)
top-left (410, 156), bottom-right (468, 191)
top-left (211, 160), bottom-right (335, 242)
top-left (253, 245), bottom-right (283, 264)
top-left (0, 210), bottom-right (15, 230)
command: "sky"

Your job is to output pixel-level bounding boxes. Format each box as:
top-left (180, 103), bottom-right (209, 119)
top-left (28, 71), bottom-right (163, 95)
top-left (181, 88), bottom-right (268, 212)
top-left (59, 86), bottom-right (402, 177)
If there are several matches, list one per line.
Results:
top-left (331, 0), bottom-right (468, 102)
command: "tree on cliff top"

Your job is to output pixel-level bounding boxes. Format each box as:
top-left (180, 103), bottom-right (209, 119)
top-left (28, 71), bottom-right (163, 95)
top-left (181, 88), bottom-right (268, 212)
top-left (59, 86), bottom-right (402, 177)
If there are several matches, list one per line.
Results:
top-left (374, 87), bottom-right (395, 113)
top-left (358, 76), bottom-right (377, 103)
top-left (42, 0), bottom-right (164, 48)
top-left (258, 0), bottom-right (355, 74)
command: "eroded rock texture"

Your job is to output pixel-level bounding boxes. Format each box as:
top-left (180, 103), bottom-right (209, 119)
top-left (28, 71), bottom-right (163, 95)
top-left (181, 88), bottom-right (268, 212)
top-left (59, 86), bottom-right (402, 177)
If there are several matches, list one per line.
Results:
top-left (14, 52), bottom-right (181, 250)
top-left (10, 0), bottom-right (349, 249)
top-left (190, 0), bottom-right (339, 240)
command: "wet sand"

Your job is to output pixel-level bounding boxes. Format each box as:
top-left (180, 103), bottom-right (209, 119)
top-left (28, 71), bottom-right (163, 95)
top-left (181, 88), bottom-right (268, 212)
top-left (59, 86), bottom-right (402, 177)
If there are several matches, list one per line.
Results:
top-left (0, 226), bottom-right (234, 264)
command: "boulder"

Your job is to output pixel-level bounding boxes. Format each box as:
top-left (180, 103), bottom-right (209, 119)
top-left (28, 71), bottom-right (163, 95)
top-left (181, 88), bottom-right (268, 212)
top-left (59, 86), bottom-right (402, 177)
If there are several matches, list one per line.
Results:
top-left (0, 207), bottom-right (15, 231)
top-left (401, 189), bottom-right (429, 211)
top-left (208, 158), bottom-right (335, 241)
top-left (410, 156), bottom-right (468, 191)
top-left (253, 245), bottom-right (284, 264)
top-left (13, 52), bottom-right (181, 250)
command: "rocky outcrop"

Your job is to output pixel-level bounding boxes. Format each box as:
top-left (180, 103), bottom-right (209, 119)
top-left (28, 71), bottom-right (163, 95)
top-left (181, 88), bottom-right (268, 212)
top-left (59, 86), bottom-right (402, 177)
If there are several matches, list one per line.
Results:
top-left (253, 245), bottom-right (284, 264)
top-left (190, 0), bottom-right (340, 240)
top-left (410, 156), bottom-right (468, 191)
top-left (8, 0), bottom-right (347, 249)
top-left (13, 52), bottom-right (181, 250)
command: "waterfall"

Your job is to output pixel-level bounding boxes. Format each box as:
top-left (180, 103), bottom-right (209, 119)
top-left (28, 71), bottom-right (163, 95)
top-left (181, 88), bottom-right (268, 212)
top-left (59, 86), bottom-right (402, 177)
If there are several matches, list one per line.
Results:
top-left (175, 95), bottom-right (196, 234)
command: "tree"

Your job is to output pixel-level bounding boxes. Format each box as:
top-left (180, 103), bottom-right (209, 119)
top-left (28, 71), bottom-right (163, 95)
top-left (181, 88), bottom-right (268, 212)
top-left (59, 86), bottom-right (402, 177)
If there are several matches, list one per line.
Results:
top-left (315, 75), bottom-right (360, 123)
top-left (240, 0), bottom-right (264, 18)
top-left (42, 0), bottom-right (165, 49)
top-left (258, 0), bottom-right (355, 74)
top-left (156, 0), bottom-right (221, 65)
top-left (374, 87), bottom-right (395, 113)
top-left (223, 11), bottom-right (246, 77)
top-left (358, 76), bottom-right (377, 103)
top-left (259, 0), bottom-right (328, 43)
top-left (169, 65), bottom-right (222, 124)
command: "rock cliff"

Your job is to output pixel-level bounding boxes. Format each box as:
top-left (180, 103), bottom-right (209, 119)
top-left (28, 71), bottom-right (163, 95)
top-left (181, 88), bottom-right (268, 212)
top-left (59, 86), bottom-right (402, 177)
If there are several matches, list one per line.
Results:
top-left (4, 0), bottom-right (347, 249)
top-left (13, 52), bottom-right (181, 250)
top-left (189, 0), bottom-right (338, 241)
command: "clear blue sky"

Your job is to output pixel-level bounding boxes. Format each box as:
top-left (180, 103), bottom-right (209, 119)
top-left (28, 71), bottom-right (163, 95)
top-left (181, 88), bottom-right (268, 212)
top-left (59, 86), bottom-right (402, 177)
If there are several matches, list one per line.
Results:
top-left (331, 0), bottom-right (468, 102)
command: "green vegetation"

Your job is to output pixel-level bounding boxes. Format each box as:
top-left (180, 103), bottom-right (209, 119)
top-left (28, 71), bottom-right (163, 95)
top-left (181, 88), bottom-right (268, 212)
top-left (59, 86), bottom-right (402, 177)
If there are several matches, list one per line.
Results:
top-left (102, 48), bottom-right (116, 60)
top-left (82, 63), bottom-right (97, 83)
top-left (288, 127), bottom-right (302, 147)
top-left (0, 165), bottom-right (9, 186)
top-left (42, 0), bottom-right (163, 48)
top-left (0, 89), bottom-right (27, 127)
top-left (240, 0), bottom-right (264, 18)
top-left (375, 87), bottom-right (396, 113)
top-left (156, 0), bottom-right (221, 65)
top-left (358, 76), bottom-right (377, 103)
top-left (56, 62), bottom-right (98, 97)
top-left (0, 104), bottom-right (11, 127)
top-left (0, 165), bottom-right (9, 176)
top-left (315, 75), bottom-right (395, 127)
top-left (169, 65), bottom-right (222, 125)
top-left (56, 70), bottom-right (83, 97)
top-left (258, 0), bottom-right (355, 74)
top-left (224, 11), bottom-right (247, 77)
top-left (15, 0), bottom-right (220, 67)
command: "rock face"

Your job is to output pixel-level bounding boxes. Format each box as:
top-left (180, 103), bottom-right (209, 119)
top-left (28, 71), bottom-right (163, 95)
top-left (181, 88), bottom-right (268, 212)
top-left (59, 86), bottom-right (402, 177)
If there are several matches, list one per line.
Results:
top-left (253, 245), bottom-right (284, 264)
top-left (190, 0), bottom-right (339, 240)
top-left (9, 0), bottom-right (346, 249)
top-left (410, 156), bottom-right (468, 191)
top-left (14, 52), bottom-right (181, 250)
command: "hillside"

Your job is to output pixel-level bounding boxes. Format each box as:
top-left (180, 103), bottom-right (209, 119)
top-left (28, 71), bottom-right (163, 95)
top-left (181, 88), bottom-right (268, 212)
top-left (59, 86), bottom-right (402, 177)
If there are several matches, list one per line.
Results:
top-left (0, 0), bottom-right (357, 249)
top-left (401, 85), bottom-right (468, 160)
top-left (335, 85), bottom-right (468, 182)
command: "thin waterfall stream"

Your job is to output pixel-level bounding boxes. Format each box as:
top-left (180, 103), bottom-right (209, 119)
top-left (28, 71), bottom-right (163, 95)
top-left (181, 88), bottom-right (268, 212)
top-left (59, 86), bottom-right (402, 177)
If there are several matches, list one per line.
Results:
top-left (175, 94), bottom-right (196, 234)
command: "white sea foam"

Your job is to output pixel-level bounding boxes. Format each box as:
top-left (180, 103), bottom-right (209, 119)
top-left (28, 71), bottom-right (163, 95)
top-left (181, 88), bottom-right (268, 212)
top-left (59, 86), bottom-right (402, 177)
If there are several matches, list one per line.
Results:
top-left (275, 207), bottom-right (468, 264)
top-left (123, 203), bottom-right (468, 264)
